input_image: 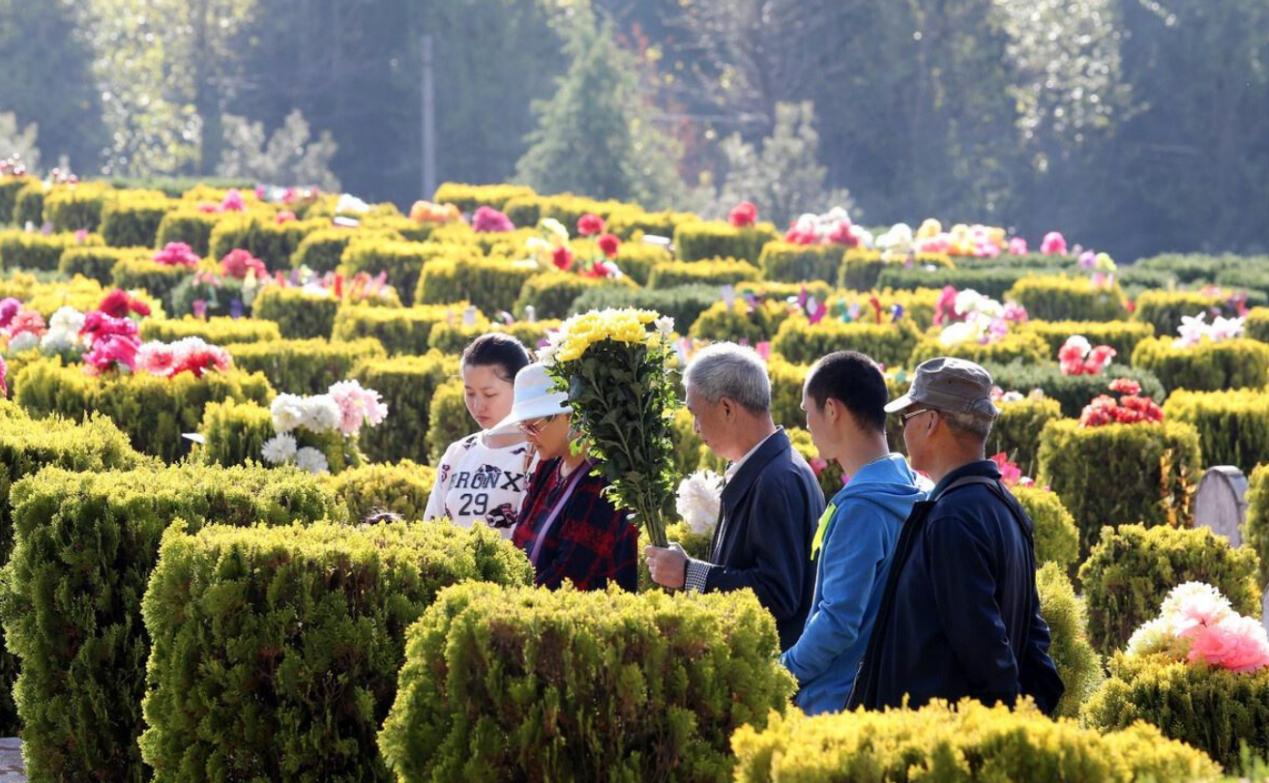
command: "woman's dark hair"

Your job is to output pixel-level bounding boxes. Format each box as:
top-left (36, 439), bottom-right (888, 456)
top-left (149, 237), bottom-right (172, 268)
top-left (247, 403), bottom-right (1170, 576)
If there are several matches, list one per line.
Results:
top-left (461, 333), bottom-right (531, 383)
top-left (804, 350), bottom-right (888, 433)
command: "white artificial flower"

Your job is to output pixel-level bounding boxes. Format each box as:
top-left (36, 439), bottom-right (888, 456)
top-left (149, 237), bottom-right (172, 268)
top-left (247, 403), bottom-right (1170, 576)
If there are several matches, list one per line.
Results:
top-left (261, 433), bottom-right (298, 465)
top-left (1062, 335), bottom-right (1092, 355)
top-left (49, 306), bottom-right (85, 335)
top-left (541, 218), bottom-right (569, 247)
top-left (938, 320), bottom-right (981, 347)
top-left (1159, 581), bottom-right (1232, 636)
top-left (954, 288), bottom-right (1004, 319)
top-left (40, 329), bottom-right (74, 354)
top-left (7, 331), bottom-right (38, 353)
top-left (654, 315), bottom-right (675, 337)
top-left (1125, 617), bottom-right (1176, 658)
top-left (1210, 316), bottom-right (1244, 342)
top-left (270, 393), bottom-right (306, 433)
top-left (335, 193), bottom-right (370, 215)
top-left (301, 394), bottom-right (342, 433)
top-left (294, 446), bottom-right (329, 474)
top-left (1173, 313), bottom-right (1208, 349)
top-left (676, 470), bottom-right (724, 536)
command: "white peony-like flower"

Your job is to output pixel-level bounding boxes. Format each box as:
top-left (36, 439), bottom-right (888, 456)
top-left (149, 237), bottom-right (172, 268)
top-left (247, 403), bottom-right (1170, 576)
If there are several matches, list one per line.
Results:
top-left (654, 315), bottom-right (675, 337)
top-left (270, 393), bottom-right (306, 433)
top-left (7, 331), bottom-right (38, 353)
top-left (40, 329), bottom-right (75, 354)
top-left (294, 446), bottom-right (329, 474)
top-left (676, 470), bottom-right (724, 536)
top-left (335, 193), bottom-right (370, 215)
top-left (1125, 617), bottom-right (1177, 657)
top-left (938, 320), bottom-right (982, 347)
top-left (301, 394), bottom-right (342, 433)
top-left (261, 433), bottom-right (298, 465)
top-left (49, 306), bottom-right (85, 335)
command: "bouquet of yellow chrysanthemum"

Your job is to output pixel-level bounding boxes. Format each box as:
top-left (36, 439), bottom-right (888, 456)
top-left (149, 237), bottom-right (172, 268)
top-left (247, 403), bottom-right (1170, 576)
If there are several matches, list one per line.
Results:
top-left (541, 307), bottom-right (678, 547)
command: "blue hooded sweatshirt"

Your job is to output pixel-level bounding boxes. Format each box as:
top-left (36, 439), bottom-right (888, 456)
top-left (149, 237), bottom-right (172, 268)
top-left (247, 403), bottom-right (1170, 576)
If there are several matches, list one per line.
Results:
top-left (779, 453), bottom-right (925, 714)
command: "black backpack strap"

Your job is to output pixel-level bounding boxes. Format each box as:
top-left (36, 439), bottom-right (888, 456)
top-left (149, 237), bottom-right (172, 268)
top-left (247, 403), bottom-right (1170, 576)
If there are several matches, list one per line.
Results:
top-left (932, 475), bottom-right (1035, 547)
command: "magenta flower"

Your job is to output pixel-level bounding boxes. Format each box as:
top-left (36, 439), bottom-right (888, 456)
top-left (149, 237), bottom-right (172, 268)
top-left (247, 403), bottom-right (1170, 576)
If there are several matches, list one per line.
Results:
top-left (1040, 231), bottom-right (1067, 255)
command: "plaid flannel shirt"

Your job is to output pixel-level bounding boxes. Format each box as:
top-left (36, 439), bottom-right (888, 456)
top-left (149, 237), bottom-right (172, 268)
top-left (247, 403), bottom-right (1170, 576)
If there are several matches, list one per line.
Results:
top-left (512, 458), bottom-right (638, 592)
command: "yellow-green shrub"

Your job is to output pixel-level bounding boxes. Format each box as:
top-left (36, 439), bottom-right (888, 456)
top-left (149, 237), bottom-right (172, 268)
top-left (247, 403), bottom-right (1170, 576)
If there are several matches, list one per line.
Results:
top-left (989, 395), bottom-right (1064, 478)
top-left (673, 219), bottom-right (779, 263)
top-left (433, 182), bottom-right (535, 213)
top-left (332, 303), bottom-right (483, 355)
top-left (1078, 523), bottom-right (1261, 654)
top-left (833, 287), bottom-right (944, 330)
top-left (14, 359), bottom-right (273, 462)
top-left (42, 182), bottom-right (112, 231)
top-left (99, 192), bottom-right (171, 247)
top-left (352, 351), bottom-right (457, 464)
top-left (17, 273), bottom-right (159, 319)
top-left (569, 283), bottom-right (718, 333)
top-left (1164, 388), bottom-right (1269, 473)
top-left (788, 426), bottom-right (846, 499)
top-left (731, 698), bottom-right (1218, 783)
top-left (0, 175), bottom-right (35, 223)
top-left (208, 213), bottom-right (322, 271)
top-left (58, 245), bottom-right (149, 284)
top-left (323, 460), bottom-right (436, 522)
top-left (340, 237), bottom-right (430, 305)
top-left (12, 179), bottom-right (45, 226)
top-left (1131, 337), bottom-right (1269, 392)
top-left (689, 299), bottom-right (792, 345)
top-left (1133, 290), bottom-right (1225, 336)
top-left (110, 256), bottom-right (195, 309)
top-left (1018, 319), bottom-right (1156, 360)
top-left (1036, 562), bottom-right (1104, 717)
top-left (1015, 486), bottom-right (1081, 571)
top-left (1248, 306), bottom-right (1269, 343)
top-left (0, 228), bottom-right (104, 271)
top-left (909, 330), bottom-right (1051, 367)
top-left (1084, 652), bottom-right (1269, 770)
top-left (514, 269), bottom-right (634, 319)
top-left (501, 192), bottom-right (630, 228)
top-left (195, 397), bottom-right (361, 473)
top-left (250, 285), bottom-right (340, 339)
top-left (840, 249), bottom-right (954, 290)
top-left (426, 319), bottom-right (559, 356)
top-left (379, 583), bottom-right (795, 782)
top-left (227, 337), bottom-right (384, 394)
top-left (291, 226), bottom-right (372, 273)
top-left (1006, 275), bottom-right (1128, 322)
top-left (767, 355), bottom-right (809, 432)
top-left (143, 521), bottom-right (535, 780)
top-left (772, 315), bottom-right (920, 368)
top-left (1247, 464), bottom-right (1269, 588)
top-left (610, 240), bottom-right (671, 286)
top-left (1038, 420), bottom-right (1201, 557)
top-left (759, 241), bottom-right (845, 283)
top-left (0, 463), bottom-right (337, 782)
top-left (154, 208), bottom-right (222, 256)
top-left (140, 315), bottom-right (281, 344)
top-left (415, 255), bottom-right (540, 313)
top-left (647, 257), bottom-right (761, 289)
top-left (982, 361), bottom-right (1166, 418)
top-left (425, 377), bottom-right (479, 464)
top-left (606, 209), bottom-right (695, 241)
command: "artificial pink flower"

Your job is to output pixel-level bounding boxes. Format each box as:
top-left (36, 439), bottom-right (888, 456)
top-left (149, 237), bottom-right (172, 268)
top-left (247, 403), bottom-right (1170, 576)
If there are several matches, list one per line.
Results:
top-left (729, 201), bottom-right (758, 228)
top-left (0, 298), bottom-right (20, 329)
top-left (275, 210), bottom-right (297, 224)
top-left (933, 285), bottom-right (958, 326)
top-left (220, 249), bottom-right (268, 279)
top-left (1007, 237), bottom-right (1028, 255)
top-left (471, 206), bottom-right (514, 233)
top-left (1108, 378), bottom-right (1141, 396)
top-left (577, 213), bottom-right (605, 236)
top-left (84, 333), bottom-right (139, 374)
top-left (153, 242), bottom-right (201, 268)
top-left (137, 342), bottom-right (179, 377)
top-left (1040, 231), bottom-right (1067, 255)
top-left (221, 189), bottom-right (246, 212)
top-left (99, 289), bottom-right (150, 319)
top-left (597, 233), bottom-right (620, 259)
top-left (7, 308), bottom-right (45, 338)
top-left (1187, 615), bottom-right (1269, 673)
top-left (990, 452), bottom-right (1022, 487)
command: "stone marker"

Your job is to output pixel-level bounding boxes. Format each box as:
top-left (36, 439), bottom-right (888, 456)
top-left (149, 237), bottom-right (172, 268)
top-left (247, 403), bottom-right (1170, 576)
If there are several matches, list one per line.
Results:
top-left (1193, 466), bottom-right (1248, 547)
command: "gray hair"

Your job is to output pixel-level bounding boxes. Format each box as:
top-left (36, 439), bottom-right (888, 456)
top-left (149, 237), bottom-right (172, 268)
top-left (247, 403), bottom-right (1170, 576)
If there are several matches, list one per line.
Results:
top-left (942, 409), bottom-right (994, 440)
top-left (683, 342), bottom-right (771, 413)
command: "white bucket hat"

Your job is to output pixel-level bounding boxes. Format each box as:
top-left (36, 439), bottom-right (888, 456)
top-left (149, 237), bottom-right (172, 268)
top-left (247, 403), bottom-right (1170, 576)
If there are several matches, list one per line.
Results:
top-left (488, 362), bottom-right (571, 436)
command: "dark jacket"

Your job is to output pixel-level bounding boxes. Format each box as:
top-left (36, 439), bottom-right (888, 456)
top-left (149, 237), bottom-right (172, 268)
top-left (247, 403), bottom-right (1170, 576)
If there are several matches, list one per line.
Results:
top-left (848, 460), bottom-right (1063, 714)
top-left (700, 429), bottom-right (824, 650)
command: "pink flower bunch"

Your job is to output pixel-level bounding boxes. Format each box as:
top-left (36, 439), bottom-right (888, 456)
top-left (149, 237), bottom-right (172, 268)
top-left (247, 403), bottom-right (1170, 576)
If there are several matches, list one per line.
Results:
top-left (0, 154), bottom-right (27, 177)
top-left (472, 206), bottom-right (514, 233)
top-left (221, 189), bottom-right (246, 212)
top-left (1127, 582), bottom-right (1269, 674)
top-left (98, 289), bottom-right (151, 319)
top-left (784, 208), bottom-right (865, 247)
top-left (1007, 237), bottom-right (1028, 255)
top-left (328, 379), bottom-right (388, 437)
top-left (729, 201), bottom-right (758, 228)
top-left (989, 452), bottom-right (1033, 488)
top-left (4, 307), bottom-right (45, 340)
top-left (80, 312), bottom-right (140, 375)
top-left (153, 242), bottom-right (201, 268)
top-left (136, 337), bottom-right (231, 379)
top-left (1040, 231), bottom-right (1067, 255)
top-left (576, 213), bottom-right (605, 237)
top-left (1079, 378), bottom-right (1163, 428)
top-left (1058, 335), bottom-right (1116, 376)
top-left (220, 249), bottom-right (268, 280)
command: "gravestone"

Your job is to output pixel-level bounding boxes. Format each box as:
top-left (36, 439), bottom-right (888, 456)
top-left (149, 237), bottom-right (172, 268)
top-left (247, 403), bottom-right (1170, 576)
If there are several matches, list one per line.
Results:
top-left (1193, 466), bottom-right (1248, 547)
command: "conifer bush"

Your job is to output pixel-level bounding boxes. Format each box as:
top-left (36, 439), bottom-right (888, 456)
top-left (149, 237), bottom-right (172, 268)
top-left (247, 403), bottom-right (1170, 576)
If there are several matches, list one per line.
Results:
top-left (59, 245), bottom-right (150, 284)
top-left (1163, 388), bottom-right (1269, 473)
top-left (772, 316), bottom-right (920, 368)
top-left (251, 286), bottom-right (342, 339)
top-left (379, 583), bottom-right (794, 782)
top-left (100, 192), bottom-right (172, 247)
top-left (226, 337), bottom-right (384, 395)
top-left (1246, 464), bottom-right (1269, 587)
top-left (983, 361), bottom-right (1165, 417)
top-left (647, 258), bottom-right (761, 289)
top-left (323, 460), bottom-right (436, 522)
top-left (909, 330), bottom-right (1050, 367)
top-left (0, 228), bottom-right (104, 271)
top-left (414, 255), bottom-right (539, 314)
top-left (1018, 319), bottom-right (1156, 359)
top-left (351, 352), bottom-right (457, 464)
top-left (1036, 562), bottom-right (1104, 717)
top-left (1006, 275), bottom-right (1128, 322)
top-left (758, 240), bottom-right (845, 283)
top-left (140, 315), bottom-right (282, 344)
top-left (332, 304), bottom-right (483, 355)
top-left (1131, 337), bottom-right (1269, 393)
top-left (673, 219), bottom-right (778, 263)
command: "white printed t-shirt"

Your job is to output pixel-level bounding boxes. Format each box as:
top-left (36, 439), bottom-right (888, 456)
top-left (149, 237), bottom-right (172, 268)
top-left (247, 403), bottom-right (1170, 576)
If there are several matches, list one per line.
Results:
top-left (424, 432), bottom-right (533, 537)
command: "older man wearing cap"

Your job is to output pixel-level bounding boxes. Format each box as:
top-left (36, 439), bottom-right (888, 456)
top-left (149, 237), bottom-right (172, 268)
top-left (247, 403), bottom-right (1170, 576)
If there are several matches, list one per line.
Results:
top-left (499, 363), bottom-right (638, 591)
top-left (848, 357), bottom-right (1064, 715)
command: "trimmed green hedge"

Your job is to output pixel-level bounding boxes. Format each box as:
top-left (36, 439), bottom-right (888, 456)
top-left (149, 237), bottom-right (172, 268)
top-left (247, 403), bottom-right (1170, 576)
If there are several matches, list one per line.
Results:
top-left (909, 331), bottom-right (1051, 367)
top-left (379, 582), bottom-right (795, 782)
top-left (196, 397), bottom-right (361, 474)
top-left (1084, 652), bottom-right (1269, 770)
top-left (140, 315), bottom-right (282, 344)
top-left (872, 262), bottom-right (1024, 299)
top-left (110, 256), bottom-right (195, 311)
top-left (0, 464), bottom-right (338, 782)
top-left (1078, 523), bottom-right (1262, 655)
top-left (415, 255), bottom-right (539, 314)
top-left (13, 179), bottom-right (46, 226)
top-left (771, 315), bottom-right (919, 368)
top-left (673, 219), bottom-right (778, 263)
top-left (58, 245), bottom-right (150, 284)
top-left (42, 183), bottom-right (112, 232)
top-left (432, 182), bottom-right (535, 213)
top-left (1244, 464), bottom-right (1269, 588)
top-left (759, 241), bottom-right (845, 283)
top-left (227, 337), bottom-right (385, 395)
top-left (292, 226), bottom-right (365, 273)
top-left (322, 460), bottom-right (436, 522)
top-left (332, 303), bottom-right (484, 356)
top-left (352, 352), bottom-right (457, 464)
top-left (988, 396), bottom-right (1064, 479)
top-left (1038, 420), bottom-right (1201, 558)
top-left (208, 214), bottom-right (322, 272)
top-left (425, 377), bottom-right (479, 464)
top-left (1036, 562), bottom-right (1103, 718)
top-left (647, 257), bottom-right (761, 290)
top-left (1131, 337), bottom-right (1269, 393)
top-left (1163, 388), bottom-right (1269, 473)
top-left (515, 269), bottom-right (634, 320)
top-left (0, 229), bottom-right (104, 271)
top-left (250, 286), bottom-right (341, 339)
top-left (1017, 319), bottom-right (1156, 360)
top-left (569, 284), bottom-right (719, 335)
top-left (1133, 290), bottom-right (1225, 337)
top-left (426, 320), bottom-right (558, 356)
top-left (340, 238), bottom-right (429, 306)
top-left (100, 193), bottom-right (171, 248)
top-left (688, 299), bottom-right (792, 345)
top-left (1247, 307), bottom-right (1269, 343)
top-left (1006, 275), bottom-right (1128, 322)
top-left (983, 361), bottom-right (1166, 418)
top-left (141, 520), bottom-right (533, 781)
top-left (155, 209), bottom-right (222, 256)
top-left (14, 359), bottom-right (274, 462)
top-left (0, 175), bottom-right (36, 223)
top-left (731, 698), bottom-right (1217, 783)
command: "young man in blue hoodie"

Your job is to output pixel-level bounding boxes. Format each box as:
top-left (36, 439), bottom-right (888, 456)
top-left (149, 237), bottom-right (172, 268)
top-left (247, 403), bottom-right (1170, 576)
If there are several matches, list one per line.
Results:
top-left (780, 351), bottom-right (927, 714)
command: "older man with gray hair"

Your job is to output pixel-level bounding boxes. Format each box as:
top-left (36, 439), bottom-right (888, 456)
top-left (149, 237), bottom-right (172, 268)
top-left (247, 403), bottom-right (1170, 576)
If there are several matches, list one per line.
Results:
top-left (645, 342), bottom-right (823, 651)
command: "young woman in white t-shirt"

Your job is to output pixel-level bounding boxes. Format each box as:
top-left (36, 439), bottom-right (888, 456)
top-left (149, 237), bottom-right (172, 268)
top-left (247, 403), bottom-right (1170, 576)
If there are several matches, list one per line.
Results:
top-left (424, 333), bottom-right (534, 537)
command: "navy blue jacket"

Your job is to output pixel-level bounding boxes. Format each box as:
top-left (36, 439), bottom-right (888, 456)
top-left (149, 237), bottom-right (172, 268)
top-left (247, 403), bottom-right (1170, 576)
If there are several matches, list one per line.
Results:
top-left (699, 430), bottom-right (823, 651)
top-left (848, 460), bottom-right (1063, 714)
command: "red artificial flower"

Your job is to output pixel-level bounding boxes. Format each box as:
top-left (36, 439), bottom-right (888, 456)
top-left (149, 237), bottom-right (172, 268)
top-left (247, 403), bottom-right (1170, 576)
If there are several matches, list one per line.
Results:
top-left (597, 233), bottom-right (620, 259)
top-left (577, 213), bottom-right (605, 237)
top-left (552, 246), bottom-right (574, 271)
top-left (98, 289), bottom-right (150, 319)
top-left (220, 249), bottom-right (268, 280)
top-left (933, 285), bottom-right (958, 326)
top-left (729, 201), bottom-right (758, 228)
top-left (1108, 378), bottom-right (1141, 396)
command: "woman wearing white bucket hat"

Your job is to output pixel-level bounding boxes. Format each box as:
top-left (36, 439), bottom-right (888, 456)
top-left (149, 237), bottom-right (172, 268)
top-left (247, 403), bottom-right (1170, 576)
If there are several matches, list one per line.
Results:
top-left (501, 362), bottom-right (638, 591)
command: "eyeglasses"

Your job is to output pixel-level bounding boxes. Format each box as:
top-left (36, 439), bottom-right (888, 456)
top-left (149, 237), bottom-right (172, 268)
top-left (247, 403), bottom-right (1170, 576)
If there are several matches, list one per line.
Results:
top-left (518, 414), bottom-right (557, 436)
top-left (900, 408), bottom-right (935, 424)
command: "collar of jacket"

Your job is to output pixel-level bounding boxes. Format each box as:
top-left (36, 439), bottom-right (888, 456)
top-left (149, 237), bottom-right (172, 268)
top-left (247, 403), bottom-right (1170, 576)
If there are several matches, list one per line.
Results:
top-left (929, 459), bottom-right (1002, 501)
top-left (720, 428), bottom-right (790, 516)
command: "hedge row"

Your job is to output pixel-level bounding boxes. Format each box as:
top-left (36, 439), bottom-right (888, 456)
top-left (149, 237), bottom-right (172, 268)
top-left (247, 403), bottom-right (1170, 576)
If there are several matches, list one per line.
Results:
top-left (352, 352), bottom-right (458, 464)
top-left (140, 315), bottom-right (282, 344)
top-left (1131, 337), bottom-right (1269, 393)
top-left (226, 337), bottom-right (385, 395)
top-left (332, 304), bottom-right (484, 356)
top-left (1163, 388), bottom-right (1269, 473)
